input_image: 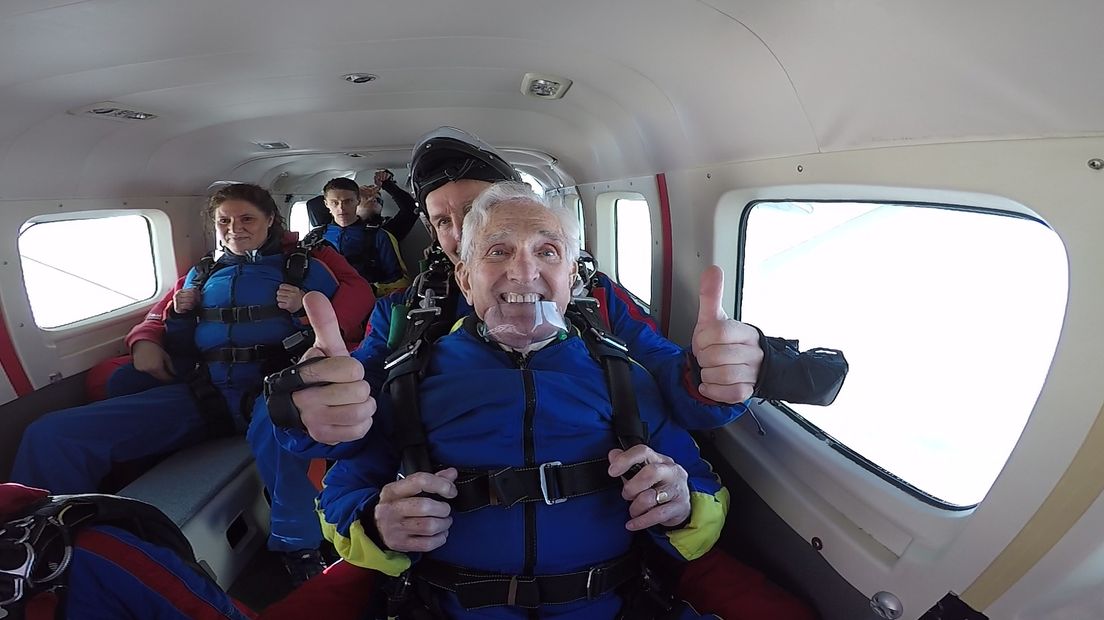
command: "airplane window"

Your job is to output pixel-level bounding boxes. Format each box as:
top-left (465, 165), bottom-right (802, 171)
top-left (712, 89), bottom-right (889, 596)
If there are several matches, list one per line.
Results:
top-left (575, 197), bottom-right (586, 245)
top-left (19, 215), bottom-right (158, 328)
top-left (615, 198), bottom-right (652, 306)
top-left (289, 200), bottom-right (312, 241)
top-left (740, 201), bottom-right (1068, 507)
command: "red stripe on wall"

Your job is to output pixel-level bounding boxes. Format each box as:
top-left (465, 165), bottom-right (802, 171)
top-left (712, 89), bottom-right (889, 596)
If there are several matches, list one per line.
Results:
top-left (0, 305), bottom-right (33, 396)
top-left (655, 173), bottom-right (674, 337)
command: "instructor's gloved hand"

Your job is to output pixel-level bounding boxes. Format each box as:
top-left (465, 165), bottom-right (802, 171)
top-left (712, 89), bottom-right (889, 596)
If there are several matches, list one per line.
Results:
top-left (268, 292), bottom-right (375, 444)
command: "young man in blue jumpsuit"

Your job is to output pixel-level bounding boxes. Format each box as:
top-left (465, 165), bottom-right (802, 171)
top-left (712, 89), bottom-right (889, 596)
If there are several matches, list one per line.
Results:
top-left (10, 184), bottom-right (340, 586)
top-left (310, 183), bottom-right (727, 618)
top-left (314, 177), bottom-right (410, 296)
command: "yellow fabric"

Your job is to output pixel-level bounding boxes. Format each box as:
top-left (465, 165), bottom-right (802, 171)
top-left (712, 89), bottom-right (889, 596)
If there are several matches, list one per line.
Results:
top-left (666, 487), bottom-right (730, 561)
top-left (319, 511), bottom-right (411, 576)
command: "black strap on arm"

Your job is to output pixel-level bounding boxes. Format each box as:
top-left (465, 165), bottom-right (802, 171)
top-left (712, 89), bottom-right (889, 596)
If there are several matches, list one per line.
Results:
top-left (749, 325), bottom-right (849, 406)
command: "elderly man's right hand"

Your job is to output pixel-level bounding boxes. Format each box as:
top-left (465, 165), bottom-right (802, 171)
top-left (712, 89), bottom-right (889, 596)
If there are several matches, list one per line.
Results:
top-left (294, 292), bottom-right (377, 444)
top-left (374, 468), bottom-right (458, 552)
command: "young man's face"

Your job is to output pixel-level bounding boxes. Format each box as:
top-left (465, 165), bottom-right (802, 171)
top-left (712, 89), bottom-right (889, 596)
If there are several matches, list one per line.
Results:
top-left (324, 189), bottom-right (359, 227)
top-left (456, 200), bottom-right (576, 320)
top-left (423, 179), bottom-right (493, 264)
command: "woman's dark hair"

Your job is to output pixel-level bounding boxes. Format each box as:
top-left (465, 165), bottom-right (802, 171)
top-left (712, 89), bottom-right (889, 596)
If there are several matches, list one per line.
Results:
top-left (206, 183), bottom-right (285, 236)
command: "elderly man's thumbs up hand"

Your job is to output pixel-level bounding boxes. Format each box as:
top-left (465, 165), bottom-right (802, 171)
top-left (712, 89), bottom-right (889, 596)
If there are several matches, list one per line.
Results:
top-left (691, 266), bottom-right (764, 404)
top-left (293, 292), bottom-right (376, 444)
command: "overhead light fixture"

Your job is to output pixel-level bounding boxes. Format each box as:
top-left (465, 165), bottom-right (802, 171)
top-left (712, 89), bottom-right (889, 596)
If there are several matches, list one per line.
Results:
top-left (342, 73), bottom-right (378, 84)
top-left (521, 73), bottom-right (572, 99)
top-left (254, 141), bottom-right (290, 150)
top-left (68, 101), bottom-right (159, 121)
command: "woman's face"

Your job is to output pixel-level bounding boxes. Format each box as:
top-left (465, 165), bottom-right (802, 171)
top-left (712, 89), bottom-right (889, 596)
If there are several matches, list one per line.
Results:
top-left (214, 199), bottom-right (274, 254)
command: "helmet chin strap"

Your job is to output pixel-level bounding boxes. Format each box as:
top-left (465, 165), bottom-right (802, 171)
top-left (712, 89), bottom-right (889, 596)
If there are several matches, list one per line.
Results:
top-left (480, 300), bottom-right (567, 351)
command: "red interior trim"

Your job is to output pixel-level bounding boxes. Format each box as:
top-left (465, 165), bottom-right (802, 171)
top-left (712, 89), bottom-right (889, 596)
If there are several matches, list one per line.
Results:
top-left (0, 305), bottom-right (33, 396)
top-left (655, 173), bottom-right (674, 336)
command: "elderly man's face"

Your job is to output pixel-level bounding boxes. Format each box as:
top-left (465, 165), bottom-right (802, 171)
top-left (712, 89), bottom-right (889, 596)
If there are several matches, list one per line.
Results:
top-left (456, 200), bottom-right (576, 321)
top-left (424, 179), bottom-right (493, 264)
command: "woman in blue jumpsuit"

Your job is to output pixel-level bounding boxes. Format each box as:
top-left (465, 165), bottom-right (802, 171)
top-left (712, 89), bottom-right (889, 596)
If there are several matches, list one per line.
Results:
top-left (11, 184), bottom-right (339, 572)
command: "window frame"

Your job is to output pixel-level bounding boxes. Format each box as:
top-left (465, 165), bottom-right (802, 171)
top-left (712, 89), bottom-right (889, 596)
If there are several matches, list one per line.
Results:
top-left (17, 209), bottom-right (172, 332)
top-left (611, 195), bottom-right (654, 308)
top-left (737, 197), bottom-right (1058, 511)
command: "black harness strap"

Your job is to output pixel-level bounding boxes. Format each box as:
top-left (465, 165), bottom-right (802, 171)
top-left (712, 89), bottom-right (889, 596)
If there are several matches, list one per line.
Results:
top-left (197, 304), bottom-right (286, 323)
top-left (451, 458), bottom-right (617, 513)
top-left (0, 494), bottom-right (203, 617)
top-left (568, 297), bottom-right (649, 450)
top-left (383, 252), bottom-right (459, 476)
top-left (417, 552), bottom-right (640, 610)
top-left (201, 344), bottom-right (287, 364)
top-left (182, 364), bottom-right (236, 437)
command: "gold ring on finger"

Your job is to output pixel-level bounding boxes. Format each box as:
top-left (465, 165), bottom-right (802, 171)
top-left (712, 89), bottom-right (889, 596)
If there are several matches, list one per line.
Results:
top-left (655, 489), bottom-right (670, 505)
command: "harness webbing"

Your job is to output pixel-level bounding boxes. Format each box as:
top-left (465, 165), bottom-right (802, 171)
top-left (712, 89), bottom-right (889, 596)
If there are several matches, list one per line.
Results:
top-left (0, 494), bottom-right (203, 618)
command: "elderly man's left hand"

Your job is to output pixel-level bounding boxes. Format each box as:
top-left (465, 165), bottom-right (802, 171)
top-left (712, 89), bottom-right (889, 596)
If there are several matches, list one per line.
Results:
top-left (608, 446), bottom-right (691, 531)
top-left (691, 265), bottom-right (764, 403)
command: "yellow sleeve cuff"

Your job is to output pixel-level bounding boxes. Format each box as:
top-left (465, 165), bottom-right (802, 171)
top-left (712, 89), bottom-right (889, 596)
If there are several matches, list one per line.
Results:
top-left (320, 511), bottom-right (411, 577)
top-left (666, 487), bottom-right (730, 561)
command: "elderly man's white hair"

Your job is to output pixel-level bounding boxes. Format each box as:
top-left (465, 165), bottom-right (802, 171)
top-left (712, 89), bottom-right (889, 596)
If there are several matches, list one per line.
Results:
top-left (460, 181), bottom-right (581, 264)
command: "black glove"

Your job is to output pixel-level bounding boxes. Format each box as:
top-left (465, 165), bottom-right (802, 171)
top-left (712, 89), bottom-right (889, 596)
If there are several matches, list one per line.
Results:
top-left (751, 326), bottom-right (848, 406)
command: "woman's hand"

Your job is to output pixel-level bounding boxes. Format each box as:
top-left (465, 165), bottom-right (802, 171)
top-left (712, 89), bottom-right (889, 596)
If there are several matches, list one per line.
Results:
top-left (173, 288), bottom-right (200, 314)
top-left (608, 446), bottom-right (692, 531)
top-left (131, 340), bottom-right (175, 383)
top-left (276, 284), bottom-right (305, 314)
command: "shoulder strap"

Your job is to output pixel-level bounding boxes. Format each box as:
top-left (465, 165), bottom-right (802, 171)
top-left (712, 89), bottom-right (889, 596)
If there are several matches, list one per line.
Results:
top-left (567, 298), bottom-right (649, 451)
top-left (284, 247), bottom-right (309, 288)
top-left (190, 255), bottom-right (223, 290)
top-left (300, 225), bottom-right (329, 250)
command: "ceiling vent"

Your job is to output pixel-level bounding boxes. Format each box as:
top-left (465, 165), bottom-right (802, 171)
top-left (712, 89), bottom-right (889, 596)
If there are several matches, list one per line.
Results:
top-left (254, 141), bottom-right (290, 150)
top-left (342, 73), bottom-right (378, 84)
top-left (68, 102), bottom-right (158, 121)
top-left (521, 73), bottom-right (572, 99)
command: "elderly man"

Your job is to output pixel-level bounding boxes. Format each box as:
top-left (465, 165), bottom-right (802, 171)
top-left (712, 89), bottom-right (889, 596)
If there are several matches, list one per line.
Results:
top-left (313, 181), bottom-right (727, 618)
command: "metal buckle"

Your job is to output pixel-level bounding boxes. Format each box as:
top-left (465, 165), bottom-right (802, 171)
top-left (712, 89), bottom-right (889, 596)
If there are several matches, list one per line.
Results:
top-left (0, 540), bottom-right (33, 606)
top-left (538, 461), bottom-right (566, 505)
top-left (384, 339), bottom-right (422, 371)
top-left (588, 327), bottom-right (628, 353)
top-left (585, 564), bottom-right (604, 600)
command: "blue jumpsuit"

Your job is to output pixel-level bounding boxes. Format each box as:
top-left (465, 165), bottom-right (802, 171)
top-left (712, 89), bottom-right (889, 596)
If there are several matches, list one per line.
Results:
top-left (12, 247), bottom-right (337, 554)
top-left (318, 317), bottom-right (728, 618)
top-left (317, 219), bottom-right (408, 295)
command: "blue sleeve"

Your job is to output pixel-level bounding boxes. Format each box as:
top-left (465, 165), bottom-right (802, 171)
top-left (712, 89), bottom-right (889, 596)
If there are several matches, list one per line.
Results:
top-left (318, 421), bottom-right (412, 575)
top-left (596, 272), bottom-right (748, 430)
top-left (632, 369), bottom-right (728, 561)
top-left (276, 292), bottom-right (401, 459)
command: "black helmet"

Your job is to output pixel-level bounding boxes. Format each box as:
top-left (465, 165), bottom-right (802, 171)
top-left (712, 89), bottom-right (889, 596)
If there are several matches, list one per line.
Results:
top-left (409, 127), bottom-right (521, 207)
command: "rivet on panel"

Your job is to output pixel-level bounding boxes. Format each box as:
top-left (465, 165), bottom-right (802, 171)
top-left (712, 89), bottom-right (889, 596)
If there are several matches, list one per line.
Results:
top-left (1089, 158), bottom-right (1104, 171)
top-left (706, 173), bottom-right (712, 179)
top-left (797, 165), bottom-right (804, 173)
top-left (811, 537), bottom-right (823, 551)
